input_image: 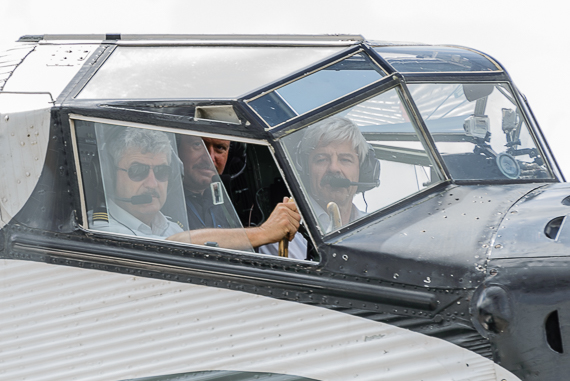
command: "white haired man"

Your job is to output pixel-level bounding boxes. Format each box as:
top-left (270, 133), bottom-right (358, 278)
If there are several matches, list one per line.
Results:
top-left (90, 127), bottom-right (184, 238)
top-left (298, 117), bottom-right (374, 230)
top-left (259, 117), bottom-right (379, 258)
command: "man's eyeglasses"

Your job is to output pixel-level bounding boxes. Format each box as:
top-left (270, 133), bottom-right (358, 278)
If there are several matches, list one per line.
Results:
top-left (117, 163), bottom-right (172, 182)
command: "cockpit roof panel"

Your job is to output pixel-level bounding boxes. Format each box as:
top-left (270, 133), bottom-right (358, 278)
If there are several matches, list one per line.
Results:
top-left (76, 46), bottom-right (348, 100)
top-left (373, 45), bottom-right (501, 73)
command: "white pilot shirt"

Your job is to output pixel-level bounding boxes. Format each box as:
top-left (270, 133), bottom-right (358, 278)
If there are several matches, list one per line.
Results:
top-left (310, 197), bottom-right (366, 234)
top-left (90, 200), bottom-right (183, 239)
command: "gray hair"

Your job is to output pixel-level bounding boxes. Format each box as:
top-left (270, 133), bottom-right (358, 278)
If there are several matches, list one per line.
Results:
top-left (299, 117), bottom-right (368, 164)
top-left (108, 127), bottom-right (172, 165)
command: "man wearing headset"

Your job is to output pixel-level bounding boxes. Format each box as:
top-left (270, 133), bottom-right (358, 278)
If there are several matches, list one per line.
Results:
top-left (258, 117), bottom-right (380, 258)
top-left (90, 127), bottom-right (185, 239)
top-left (296, 117), bottom-right (379, 232)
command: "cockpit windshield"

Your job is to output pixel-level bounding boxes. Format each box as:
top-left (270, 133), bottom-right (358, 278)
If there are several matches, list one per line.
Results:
top-left (75, 120), bottom-right (255, 252)
top-left (281, 87), bottom-right (441, 235)
top-left (281, 83), bottom-right (552, 236)
top-left (408, 83), bottom-right (553, 181)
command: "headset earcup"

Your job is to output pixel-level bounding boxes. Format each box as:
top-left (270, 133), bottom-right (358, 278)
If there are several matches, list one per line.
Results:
top-left (294, 140), bottom-right (311, 185)
top-left (357, 146), bottom-right (381, 193)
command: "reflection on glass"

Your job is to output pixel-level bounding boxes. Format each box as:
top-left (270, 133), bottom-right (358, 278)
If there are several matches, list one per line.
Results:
top-left (76, 120), bottom-right (253, 251)
top-left (408, 83), bottom-right (553, 180)
top-left (374, 46), bottom-right (500, 72)
top-left (77, 46), bottom-right (344, 99)
top-left (248, 53), bottom-right (386, 127)
top-left (281, 88), bottom-right (439, 235)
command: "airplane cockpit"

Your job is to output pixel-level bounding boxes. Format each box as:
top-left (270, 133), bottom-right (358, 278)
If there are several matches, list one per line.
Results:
top-left (63, 38), bottom-right (556, 260)
top-left (0, 34), bottom-right (561, 259)
top-left (1, 35), bottom-right (567, 380)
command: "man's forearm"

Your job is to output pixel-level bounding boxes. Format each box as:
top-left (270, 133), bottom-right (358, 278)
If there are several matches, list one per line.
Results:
top-left (167, 228), bottom-right (253, 250)
top-left (166, 225), bottom-right (289, 250)
top-left (244, 226), bottom-right (283, 248)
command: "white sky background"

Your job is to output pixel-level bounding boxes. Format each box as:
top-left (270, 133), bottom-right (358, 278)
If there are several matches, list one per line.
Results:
top-left (2, 0), bottom-right (569, 177)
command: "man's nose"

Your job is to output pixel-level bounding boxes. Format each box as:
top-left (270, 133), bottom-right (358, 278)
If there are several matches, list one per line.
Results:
top-left (142, 169), bottom-right (159, 187)
top-left (197, 146), bottom-right (210, 164)
top-left (328, 156), bottom-right (342, 173)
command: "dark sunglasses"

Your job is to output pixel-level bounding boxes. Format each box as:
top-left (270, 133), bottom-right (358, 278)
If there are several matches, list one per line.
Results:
top-left (117, 163), bottom-right (172, 182)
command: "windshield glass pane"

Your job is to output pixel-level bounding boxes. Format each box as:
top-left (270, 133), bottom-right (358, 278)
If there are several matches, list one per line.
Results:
top-left (77, 46), bottom-right (344, 99)
top-left (281, 87), bottom-right (441, 235)
top-left (75, 120), bottom-right (254, 252)
top-left (248, 52), bottom-right (386, 127)
top-left (374, 46), bottom-right (500, 72)
top-left (408, 83), bottom-right (553, 180)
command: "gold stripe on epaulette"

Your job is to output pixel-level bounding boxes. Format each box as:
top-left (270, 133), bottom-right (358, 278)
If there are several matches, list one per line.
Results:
top-left (92, 212), bottom-right (109, 222)
top-left (177, 221), bottom-right (184, 229)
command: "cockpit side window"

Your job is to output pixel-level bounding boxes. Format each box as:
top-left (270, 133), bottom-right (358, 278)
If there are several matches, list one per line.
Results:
top-left (74, 119), bottom-right (312, 260)
top-left (281, 87), bottom-right (442, 236)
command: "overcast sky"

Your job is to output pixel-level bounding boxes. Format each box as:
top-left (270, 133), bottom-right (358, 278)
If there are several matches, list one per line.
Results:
top-left (2, 0), bottom-right (569, 176)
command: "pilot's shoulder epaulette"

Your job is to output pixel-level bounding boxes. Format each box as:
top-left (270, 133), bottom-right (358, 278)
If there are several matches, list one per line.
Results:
top-left (92, 208), bottom-right (109, 223)
top-left (165, 215), bottom-right (185, 230)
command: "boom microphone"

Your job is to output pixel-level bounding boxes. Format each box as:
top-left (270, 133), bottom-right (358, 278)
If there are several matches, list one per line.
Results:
top-left (328, 177), bottom-right (379, 188)
top-left (115, 194), bottom-right (153, 205)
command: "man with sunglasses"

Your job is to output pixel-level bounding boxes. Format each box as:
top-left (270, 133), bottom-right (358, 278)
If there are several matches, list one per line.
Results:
top-left (91, 127), bottom-right (185, 238)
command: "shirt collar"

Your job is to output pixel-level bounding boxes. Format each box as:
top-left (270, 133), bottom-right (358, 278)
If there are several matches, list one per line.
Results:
top-left (107, 200), bottom-right (169, 236)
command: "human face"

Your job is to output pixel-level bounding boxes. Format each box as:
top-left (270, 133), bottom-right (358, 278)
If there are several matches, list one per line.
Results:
top-left (307, 140), bottom-right (360, 209)
top-left (115, 148), bottom-right (169, 226)
top-left (202, 137), bottom-right (230, 175)
top-left (178, 135), bottom-right (217, 194)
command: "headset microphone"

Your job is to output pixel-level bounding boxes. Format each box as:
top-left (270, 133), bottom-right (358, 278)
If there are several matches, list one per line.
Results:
top-left (328, 177), bottom-right (380, 188)
top-left (115, 195), bottom-right (153, 205)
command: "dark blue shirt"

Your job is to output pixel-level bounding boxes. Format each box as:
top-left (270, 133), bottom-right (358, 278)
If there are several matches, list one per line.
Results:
top-left (184, 189), bottom-right (237, 230)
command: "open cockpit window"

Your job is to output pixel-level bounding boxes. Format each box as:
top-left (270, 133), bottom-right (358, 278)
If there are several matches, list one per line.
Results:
top-left (281, 87), bottom-right (443, 235)
top-left (75, 119), bottom-right (312, 259)
top-left (408, 83), bottom-right (553, 181)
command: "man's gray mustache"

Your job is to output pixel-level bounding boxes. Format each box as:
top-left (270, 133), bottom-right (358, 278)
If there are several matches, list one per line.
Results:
top-left (321, 174), bottom-right (348, 187)
top-left (141, 190), bottom-right (160, 198)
